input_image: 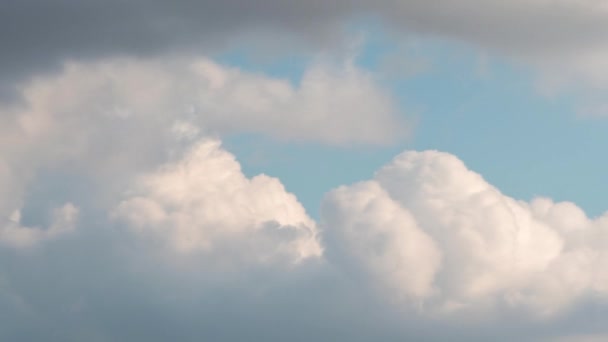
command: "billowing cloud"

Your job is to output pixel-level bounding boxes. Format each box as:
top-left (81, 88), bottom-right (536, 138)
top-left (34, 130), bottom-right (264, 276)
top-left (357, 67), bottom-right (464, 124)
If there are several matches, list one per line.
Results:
top-left (2, 133), bottom-right (608, 340)
top-left (0, 55), bottom-right (404, 253)
top-left (322, 149), bottom-right (608, 317)
top-left (1, 6), bottom-right (608, 337)
top-left (4, 57), bottom-right (404, 149)
top-left (113, 138), bottom-right (322, 263)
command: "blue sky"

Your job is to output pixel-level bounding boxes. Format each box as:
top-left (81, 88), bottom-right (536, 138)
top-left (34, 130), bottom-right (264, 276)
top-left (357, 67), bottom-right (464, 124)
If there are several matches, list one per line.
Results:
top-left (220, 33), bottom-right (607, 219)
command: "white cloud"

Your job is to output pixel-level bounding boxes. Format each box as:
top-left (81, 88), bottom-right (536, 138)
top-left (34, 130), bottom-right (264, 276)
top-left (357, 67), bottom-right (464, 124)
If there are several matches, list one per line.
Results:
top-left (1, 47), bottom-right (608, 340)
top-left (186, 58), bottom-right (406, 145)
top-left (7, 57), bottom-right (404, 151)
top-left (0, 55), bottom-right (404, 253)
top-left (113, 139), bottom-right (322, 264)
top-left (322, 180), bottom-right (441, 301)
top-left (2, 135), bottom-right (608, 340)
top-left (322, 149), bottom-right (608, 317)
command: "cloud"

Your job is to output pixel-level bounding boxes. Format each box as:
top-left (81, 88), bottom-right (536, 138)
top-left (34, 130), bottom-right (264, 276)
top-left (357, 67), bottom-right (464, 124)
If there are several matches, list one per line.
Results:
top-left (321, 180), bottom-right (442, 300)
top-left (322, 149), bottom-right (608, 317)
top-left (5, 57), bottom-right (404, 149)
top-left (1, 16), bottom-right (608, 337)
top-left (2, 135), bottom-right (608, 340)
top-left (0, 51), bottom-right (403, 253)
top-left (1, 203), bottom-right (78, 248)
top-left (376, 1), bottom-right (608, 105)
top-left (3, 0), bottom-right (608, 103)
top-left (4, 1), bottom-right (608, 61)
top-left (0, 0), bottom-right (361, 99)
top-left (0, 55), bottom-right (404, 253)
top-left (184, 58), bottom-right (406, 145)
top-left (113, 138), bottom-right (322, 263)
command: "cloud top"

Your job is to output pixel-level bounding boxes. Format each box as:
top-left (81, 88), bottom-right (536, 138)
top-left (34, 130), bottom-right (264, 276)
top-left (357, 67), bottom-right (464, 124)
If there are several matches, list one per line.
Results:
top-left (322, 149), bottom-right (608, 317)
top-left (114, 139), bottom-right (322, 263)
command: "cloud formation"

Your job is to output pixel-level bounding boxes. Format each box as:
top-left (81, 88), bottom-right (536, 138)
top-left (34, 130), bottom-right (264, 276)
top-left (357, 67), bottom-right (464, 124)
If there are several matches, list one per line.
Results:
top-left (114, 139), bottom-right (321, 263)
top-left (2, 128), bottom-right (608, 340)
top-left (4, 0), bottom-right (608, 104)
top-left (5, 57), bottom-right (404, 148)
top-left (2, 141), bottom-right (608, 341)
top-left (0, 55), bottom-right (404, 255)
top-left (2, 3), bottom-right (608, 339)
top-left (322, 149), bottom-right (608, 317)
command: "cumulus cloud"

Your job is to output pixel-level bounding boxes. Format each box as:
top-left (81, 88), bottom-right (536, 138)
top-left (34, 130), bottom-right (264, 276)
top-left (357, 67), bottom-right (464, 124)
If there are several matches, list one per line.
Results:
top-left (322, 149), bottom-right (608, 317)
top-left (185, 58), bottom-right (405, 145)
top-left (1, 6), bottom-right (607, 336)
top-left (322, 180), bottom-right (442, 301)
top-left (0, 55), bottom-right (403, 257)
top-left (2, 133), bottom-right (608, 340)
top-left (4, 57), bottom-right (404, 149)
top-left (113, 138), bottom-right (322, 263)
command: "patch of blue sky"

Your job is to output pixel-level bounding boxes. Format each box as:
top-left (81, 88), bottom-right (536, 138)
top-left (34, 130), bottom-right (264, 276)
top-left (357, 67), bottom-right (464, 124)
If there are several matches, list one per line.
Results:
top-left (224, 134), bottom-right (404, 220)
top-left (395, 47), bottom-right (608, 218)
top-left (213, 45), bottom-right (310, 84)
top-left (220, 27), bottom-right (608, 219)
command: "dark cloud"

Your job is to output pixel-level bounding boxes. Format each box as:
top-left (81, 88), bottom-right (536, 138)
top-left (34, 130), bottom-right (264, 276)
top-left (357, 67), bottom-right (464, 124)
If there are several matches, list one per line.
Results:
top-left (4, 0), bottom-right (608, 96)
top-left (0, 0), bottom-right (352, 96)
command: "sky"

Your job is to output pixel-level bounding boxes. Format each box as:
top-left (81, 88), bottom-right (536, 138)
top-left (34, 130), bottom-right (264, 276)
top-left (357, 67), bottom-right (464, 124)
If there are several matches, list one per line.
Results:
top-left (2, 1), bottom-right (608, 341)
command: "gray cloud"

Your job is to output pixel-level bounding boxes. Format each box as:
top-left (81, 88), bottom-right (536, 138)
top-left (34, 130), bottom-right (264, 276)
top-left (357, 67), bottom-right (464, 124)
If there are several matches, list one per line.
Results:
top-left (0, 0), bottom-right (351, 96)
top-left (4, 0), bottom-right (608, 95)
